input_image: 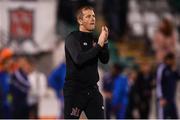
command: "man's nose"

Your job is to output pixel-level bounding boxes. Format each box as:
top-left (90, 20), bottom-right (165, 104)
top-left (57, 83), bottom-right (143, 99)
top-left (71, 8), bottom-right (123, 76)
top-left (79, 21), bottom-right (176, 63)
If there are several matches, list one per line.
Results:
top-left (91, 16), bottom-right (95, 20)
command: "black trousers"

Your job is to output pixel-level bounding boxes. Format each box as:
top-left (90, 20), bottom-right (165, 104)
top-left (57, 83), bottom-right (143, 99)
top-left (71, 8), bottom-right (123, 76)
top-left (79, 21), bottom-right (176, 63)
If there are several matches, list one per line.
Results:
top-left (139, 99), bottom-right (151, 119)
top-left (0, 104), bottom-right (3, 118)
top-left (64, 85), bottom-right (105, 119)
top-left (29, 103), bottom-right (38, 119)
top-left (104, 98), bottom-right (112, 119)
top-left (163, 102), bottom-right (178, 119)
top-left (13, 105), bottom-right (29, 119)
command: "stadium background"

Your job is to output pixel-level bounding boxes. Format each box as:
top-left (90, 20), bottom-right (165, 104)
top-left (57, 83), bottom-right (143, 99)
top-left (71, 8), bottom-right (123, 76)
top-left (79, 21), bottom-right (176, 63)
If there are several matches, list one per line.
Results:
top-left (0, 0), bottom-right (180, 119)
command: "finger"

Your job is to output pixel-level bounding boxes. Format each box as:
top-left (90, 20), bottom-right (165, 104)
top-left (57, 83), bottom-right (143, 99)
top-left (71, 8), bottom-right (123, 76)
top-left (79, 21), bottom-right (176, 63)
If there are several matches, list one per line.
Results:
top-left (104, 26), bottom-right (108, 32)
top-left (101, 26), bottom-right (104, 32)
top-left (103, 26), bottom-right (107, 33)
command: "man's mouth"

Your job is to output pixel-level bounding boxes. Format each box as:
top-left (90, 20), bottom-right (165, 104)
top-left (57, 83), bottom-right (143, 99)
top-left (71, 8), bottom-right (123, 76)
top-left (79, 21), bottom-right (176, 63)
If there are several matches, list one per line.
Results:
top-left (90, 23), bottom-right (95, 25)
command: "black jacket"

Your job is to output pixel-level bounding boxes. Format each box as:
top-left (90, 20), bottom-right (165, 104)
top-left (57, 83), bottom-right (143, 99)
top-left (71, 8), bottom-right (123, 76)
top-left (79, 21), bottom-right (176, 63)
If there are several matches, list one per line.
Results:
top-left (161, 64), bottom-right (179, 103)
top-left (64, 31), bottom-right (109, 93)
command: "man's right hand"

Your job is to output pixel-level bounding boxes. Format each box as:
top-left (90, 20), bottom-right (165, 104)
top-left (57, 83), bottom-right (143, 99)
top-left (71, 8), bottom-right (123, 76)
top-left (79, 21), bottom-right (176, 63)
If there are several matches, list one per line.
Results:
top-left (98, 26), bottom-right (109, 47)
top-left (160, 98), bottom-right (167, 107)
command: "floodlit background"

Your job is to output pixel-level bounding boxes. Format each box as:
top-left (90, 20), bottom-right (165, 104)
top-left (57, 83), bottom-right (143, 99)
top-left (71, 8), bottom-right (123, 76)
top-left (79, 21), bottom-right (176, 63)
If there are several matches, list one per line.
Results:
top-left (0, 0), bottom-right (180, 119)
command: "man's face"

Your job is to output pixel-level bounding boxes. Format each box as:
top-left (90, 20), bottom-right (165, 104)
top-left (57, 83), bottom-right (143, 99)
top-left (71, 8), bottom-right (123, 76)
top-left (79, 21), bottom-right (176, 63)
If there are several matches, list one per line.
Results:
top-left (141, 63), bottom-right (151, 74)
top-left (18, 58), bottom-right (31, 74)
top-left (79, 9), bottom-right (96, 32)
top-left (166, 59), bottom-right (175, 67)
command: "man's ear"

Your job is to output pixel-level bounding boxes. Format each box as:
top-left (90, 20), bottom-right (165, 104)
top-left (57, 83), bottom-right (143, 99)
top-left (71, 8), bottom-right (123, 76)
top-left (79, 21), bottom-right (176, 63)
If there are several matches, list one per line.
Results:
top-left (78, 19), bottom-right (83, 25)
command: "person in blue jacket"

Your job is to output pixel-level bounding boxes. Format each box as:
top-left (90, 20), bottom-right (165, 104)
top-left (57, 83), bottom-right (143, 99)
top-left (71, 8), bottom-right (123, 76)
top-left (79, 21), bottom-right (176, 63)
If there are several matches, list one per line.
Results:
top-left (48, 62), bottom-right (66, 118)
top-left (112, 69), bottom-right (137, 119)
top-left (0, 70), bottom-right (11, 118)
top-left (102, 64), bottom-right (121, 119)
top-left (0, 48), bottom-right (14, 118)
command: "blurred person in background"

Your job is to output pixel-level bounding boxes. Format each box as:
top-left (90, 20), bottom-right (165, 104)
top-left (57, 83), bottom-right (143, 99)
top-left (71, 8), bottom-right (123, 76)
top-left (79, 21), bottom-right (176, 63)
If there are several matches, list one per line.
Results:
top-left (48, 62), bottom-right (66, 119)
top-left (10, 56), bottom-right (30, 119)
top-left (64, 6), bottom-right (109, 119)
top-left (125, 70), bottom-right (139, 119)
top-left (153, 17), bottom-right (177, 64)
top-left (112, 68), bottom-right (137, 119)
top-left (27, 57), bottom-right (47, 119)
top-left (0, 48), bottom-right (14, 118)
top-left (156, 52), bottom-right (180, 119)
top-left (102, 64), bottom-right (121, 119)
top-left (136, 60), bottom-right (154, 119)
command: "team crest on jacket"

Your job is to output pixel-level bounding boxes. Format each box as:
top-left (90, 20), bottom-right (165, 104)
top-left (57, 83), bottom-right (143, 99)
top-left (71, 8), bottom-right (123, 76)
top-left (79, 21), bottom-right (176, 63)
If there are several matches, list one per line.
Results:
top-left (9, 8), bottom-right (33, 42)
top-left (70, 107), bottom-right (80, 117)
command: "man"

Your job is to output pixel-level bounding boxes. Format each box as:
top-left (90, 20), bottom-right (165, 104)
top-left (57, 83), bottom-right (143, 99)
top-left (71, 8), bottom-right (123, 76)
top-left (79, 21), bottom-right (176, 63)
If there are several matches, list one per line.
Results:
top-left (10, 56), bottom-right (30, 118)
top-left (64, 6), bottom-right (109, 119)
top-left (136, 61), bottom-right (154, 119)
top-left (102, 64), bottom-right (121, 119)
top-left (112, 69), bottom-right (137, 119)
top-left (156, 53), bottom-right (179, 119)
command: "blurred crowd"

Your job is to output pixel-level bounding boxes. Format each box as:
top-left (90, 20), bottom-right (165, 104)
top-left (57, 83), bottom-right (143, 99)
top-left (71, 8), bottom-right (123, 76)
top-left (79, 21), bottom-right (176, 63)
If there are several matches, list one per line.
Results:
top-left (102, 53), bottom-right (179, 119)
top-left (0, 49), bottom-right (46, 119)
top-left (0, 0), bottom-right (180, 119)
top-left (0, 48), bottom-right (66, 119)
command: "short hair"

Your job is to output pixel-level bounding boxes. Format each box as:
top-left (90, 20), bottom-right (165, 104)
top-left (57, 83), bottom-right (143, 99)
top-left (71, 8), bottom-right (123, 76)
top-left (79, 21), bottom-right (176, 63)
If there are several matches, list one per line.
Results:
top-left (76, 6), bottom-right (94, 20)
top-left (159, 17), bottom-right (174, 37)
top-left (164, 52), bottom-right (175, 61)
top-left (112, 63), bottom-right (124, 73)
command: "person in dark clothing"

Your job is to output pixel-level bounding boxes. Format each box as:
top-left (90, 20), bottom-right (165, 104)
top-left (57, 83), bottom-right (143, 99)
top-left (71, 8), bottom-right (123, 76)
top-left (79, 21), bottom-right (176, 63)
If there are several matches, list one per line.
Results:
top-left (125, 69), bottom-right (138, 119)
top-left (64, 6), bottom-right (109, 119)
top-left (136, 61), bottom-right (154, 119)
top-left (10, 57), bottom-right (30, 119)
top-left (156, 52), bottom-right (179, 119)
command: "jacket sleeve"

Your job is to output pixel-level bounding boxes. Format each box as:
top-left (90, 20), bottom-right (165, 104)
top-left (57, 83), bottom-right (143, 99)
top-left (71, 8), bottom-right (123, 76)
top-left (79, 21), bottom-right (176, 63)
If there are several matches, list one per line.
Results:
top-left (161, 69), bottom-right (170, 100)
top-left (98, 43), bottom-right (109, 64)
top-left (112, 79), bottom-right (121, 106)
top-left (65, 33), bottom-right (102, 66)
top-left (112, 77), bottom-right (124, 106)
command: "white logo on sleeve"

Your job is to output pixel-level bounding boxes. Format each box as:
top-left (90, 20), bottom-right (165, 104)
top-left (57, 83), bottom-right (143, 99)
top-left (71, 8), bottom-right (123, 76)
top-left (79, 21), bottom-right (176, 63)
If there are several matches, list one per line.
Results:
top-left (83, 42), bottom-right (88, 46)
